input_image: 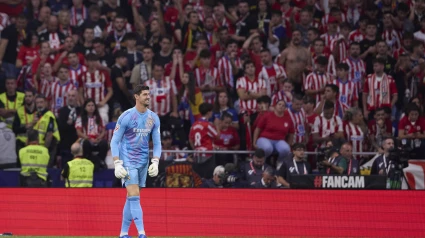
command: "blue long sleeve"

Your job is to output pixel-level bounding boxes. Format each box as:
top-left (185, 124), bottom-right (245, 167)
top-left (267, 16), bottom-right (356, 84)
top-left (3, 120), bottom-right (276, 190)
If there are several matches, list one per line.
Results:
top-left (151, 114), bottom-right (162, 159)
top-left (110, 111), bottom-right (130, 158)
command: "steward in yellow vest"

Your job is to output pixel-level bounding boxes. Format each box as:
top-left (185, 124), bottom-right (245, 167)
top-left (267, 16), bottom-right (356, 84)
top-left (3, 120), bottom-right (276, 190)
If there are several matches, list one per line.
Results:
top-left (19, 130), bottom-right (50, 187)
top-left (33, 95), bottom-right (60, 152)
top-left (0, 79), bottom-right (25, 129)
top-left (62, 142), bottom-right (94, 188)
top-left (12, 90), bottom-right (37, 153)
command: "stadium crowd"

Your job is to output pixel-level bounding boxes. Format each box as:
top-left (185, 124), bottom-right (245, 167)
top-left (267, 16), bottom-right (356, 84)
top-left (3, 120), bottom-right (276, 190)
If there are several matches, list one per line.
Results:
top-left (0, 0), bottom-right (424, 188)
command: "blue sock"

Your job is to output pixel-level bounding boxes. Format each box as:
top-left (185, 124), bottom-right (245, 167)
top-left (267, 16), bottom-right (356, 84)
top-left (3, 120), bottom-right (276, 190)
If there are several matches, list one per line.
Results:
top-left (128, 196), bottom-right (145, 234)
top-left (120, 198), bottom-right (132, 235)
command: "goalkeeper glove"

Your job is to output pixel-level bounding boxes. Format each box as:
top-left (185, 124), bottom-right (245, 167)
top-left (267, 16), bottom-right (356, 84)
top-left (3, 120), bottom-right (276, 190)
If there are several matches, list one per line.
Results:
top-left (114, 160), bottom-right (128, 179)
top-left (148, 157), bottom-right (159, 177)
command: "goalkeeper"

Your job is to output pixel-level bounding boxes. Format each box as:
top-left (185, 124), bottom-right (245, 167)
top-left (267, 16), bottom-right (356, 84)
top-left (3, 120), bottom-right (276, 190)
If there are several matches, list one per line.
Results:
top-left (110, 85), bottom-right (162, 238)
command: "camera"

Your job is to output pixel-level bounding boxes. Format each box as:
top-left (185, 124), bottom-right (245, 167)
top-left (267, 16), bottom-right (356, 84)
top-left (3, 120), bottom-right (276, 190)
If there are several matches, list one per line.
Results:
top-left (388, 145), bottom-right (411, 170)
top-left (218, 163), bottom-right (239, 187)
top-left (316, 146), bottom-right (339, 162)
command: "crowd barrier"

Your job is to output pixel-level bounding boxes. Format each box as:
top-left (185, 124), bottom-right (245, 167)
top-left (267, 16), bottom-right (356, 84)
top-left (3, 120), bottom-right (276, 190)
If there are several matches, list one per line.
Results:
top-left (0, 188), bottom-right (424, 237)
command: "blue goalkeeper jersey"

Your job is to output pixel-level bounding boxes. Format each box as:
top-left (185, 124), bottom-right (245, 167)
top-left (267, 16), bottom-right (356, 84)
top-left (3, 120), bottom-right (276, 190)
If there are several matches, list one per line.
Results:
top-left (110, 107), bottom-right (162, 168)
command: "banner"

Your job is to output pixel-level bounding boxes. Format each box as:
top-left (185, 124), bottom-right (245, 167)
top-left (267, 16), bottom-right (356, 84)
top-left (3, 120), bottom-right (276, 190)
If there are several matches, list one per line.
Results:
top-left (290, 175), bottom-right (386, 189)
top-left (1, 189), bottom-right (425, 237)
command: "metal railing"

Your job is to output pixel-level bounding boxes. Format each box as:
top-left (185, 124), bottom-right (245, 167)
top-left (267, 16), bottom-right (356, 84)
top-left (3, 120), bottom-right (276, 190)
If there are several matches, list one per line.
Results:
top-left (154, 150), bottom-right (378, 156)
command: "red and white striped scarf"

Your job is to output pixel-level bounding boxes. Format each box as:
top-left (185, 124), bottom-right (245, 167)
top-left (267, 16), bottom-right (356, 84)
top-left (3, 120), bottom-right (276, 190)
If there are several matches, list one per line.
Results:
top-left (369, 73), bottom-right (391, 107)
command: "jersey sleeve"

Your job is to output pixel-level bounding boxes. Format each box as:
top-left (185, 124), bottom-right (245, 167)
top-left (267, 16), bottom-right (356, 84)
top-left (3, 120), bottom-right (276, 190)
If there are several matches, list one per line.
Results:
top-left (312, 116), bottom-right (320, 134)
top-left (110, 112), bottom-right (129, 158)
top-left (151, 113), bottom-right (162, 159)
top-left (104, 71), bottom-right (113, 88)
top-left (389, 79), bottom-right (398, 95)
top-left (336, 117), bottom-right (344, 132)
top-left (363, 77), bottom-right (369, 93)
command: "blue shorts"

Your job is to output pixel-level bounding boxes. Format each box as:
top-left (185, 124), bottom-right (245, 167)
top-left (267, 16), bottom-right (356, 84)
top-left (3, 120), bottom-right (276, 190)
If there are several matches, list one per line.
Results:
top-left (122, 165), bottom-right (148, 188)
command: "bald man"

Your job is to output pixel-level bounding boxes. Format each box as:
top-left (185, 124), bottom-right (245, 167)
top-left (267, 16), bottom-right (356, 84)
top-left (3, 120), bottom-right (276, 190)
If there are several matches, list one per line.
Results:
top-left (39, 15), bottom-right (66, 52)
top-left (61, 141), bottom-right (95, 187)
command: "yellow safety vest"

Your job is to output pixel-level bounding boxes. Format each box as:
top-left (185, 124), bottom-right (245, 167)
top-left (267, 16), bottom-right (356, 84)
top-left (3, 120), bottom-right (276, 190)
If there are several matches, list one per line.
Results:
top-left (66, 158), bottom-right (94, 188)
top-left (16, 106), bottom-right (35, 144)
top-left (34, 110), bottom-right (60, 145)
top-left (19, 144), bottom-right (50, 181)
top-left (0, 92), bottom-right (25, 129)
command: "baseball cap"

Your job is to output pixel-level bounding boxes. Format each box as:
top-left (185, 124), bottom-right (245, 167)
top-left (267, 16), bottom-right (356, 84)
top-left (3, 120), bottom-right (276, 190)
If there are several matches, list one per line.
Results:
top-left (161, 131), bottom-right (172, 140)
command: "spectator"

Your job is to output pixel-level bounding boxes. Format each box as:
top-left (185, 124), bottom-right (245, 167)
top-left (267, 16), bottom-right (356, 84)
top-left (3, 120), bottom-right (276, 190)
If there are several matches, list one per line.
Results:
top-left (342, 42), bottom-right (366, 93)
top-left (201, 165), bottom-right (225, 188)
top-left (277, 143), bottom-right (312, 188)
top-left (368, 107), bottom-right (393, 151)
top-left (218, 40), bottom-right (242, 90)
top-left (0, 14), bottom-right (27, 80)
top-left (57, 9), bottom-right (78, 40)
top-left (81, 5), bottom-right (107, 39)
top-left (236, 60), bottom-right (267, 114)
top-left (239, 148), bottom-right (270, 186)
top-left (124, 33), bottom-right (142, 70)
top-left (370, 40), bottom-right (396, 76)
top-left (271, 79), bottom-right (294, 109)
top-left (286, 94), bottom-right (307, 144)
top-left (18, 130), bottom-right (49, 187)
top-left (75, 99), bottom-right (108, 167)
top-left (0, 78), bottom-right (25, 129)
top-left (70, 0), bottom-right (88, 27)
top-left (61, 141), bottom-right (94, 187)
top-left (189, 103), bottom-right (220, 179)
top-left (49, 65), bottom-right (77, 116)
top-left (144, 62), bottom-right (178, 129)
top-left (363, 58), bottom-right (398, 120)
top-left (33, 94), bottom-right (60, 166)
top-left (38, 16), bottom-right (66, 52)
top-left (212, 90), bottom-right (239, 130)
top-left (78, 53), bottom-right (113, 124)
top-left (253, 99), bottom-right (294, 168)
top-left (314, 84), bottom-right (348, 118)
top-left (105, 15), bottom-right (128, 51)
top-left (57, 89), bottom-right (80, 168)
top-left (31, 41), bottom-right (55, 90)
top-left (13, 89), bottom-right (37, 155)
top-left (105, 107), bottom-right (121, 145)
top-left (343, 107), bottom-right (367, 160)
top-left (16, 31), bottom-right (39, 69)
top-left (0, 121), bottom-right (17, 169)
top-left (53, 36), bottom-right (85, 70)
top-left (258, 48), bottom-right (287, 96)
top-left (175, 10), bottom-right (205, 51)
top-left (93, 38), bottom-right (114, 68)
top-left (252, 167), bottom-right (277, 188)
top-left (214, 112), bottom-right (240, 166)
top-left (111, 50), bottom-right (133, 111)
top-left (37, 62), bottom-right (57, 98)
top-left (177, 71), bottom-right (203, 133)
top-left (312, 38), bottom-right (336, 76)
top-left (74, 26), bottom-right (95, 55)
top-left (154, 35), bottom-right (173, 67)
top-left (339, 142), bottom-right (360, 175)
top-left (194, 49), bottom-right (221, 104)
top-left (27, 6), bottom-right (50, 33)
top-left (398, 103), bottom-right (425, 155)
top-left (165, 47), bottom-right (191, 88)
top-left (331, 63), bottom-right (359, 108)
top-left (67, 51), bottom-right (87, 85)
top-left (130, 46), bottom-right (154, 88)
top-left (312, 101), bottom-right (344, 148)
top-left (304, 56), bottom-right (334, 104)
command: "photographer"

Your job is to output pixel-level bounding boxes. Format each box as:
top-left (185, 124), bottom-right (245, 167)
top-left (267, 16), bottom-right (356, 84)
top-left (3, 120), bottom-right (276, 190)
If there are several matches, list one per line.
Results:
top-left (201, 166), bottom-right (225, 188)
top-left (277, 143), bottom-right (312, 188)
top-left (371, 137), bottom-right (394, 176)
top-left (319, 141), bottom-right (347, 175)
top-left (240, 149), bottom-right (270, 186)
top-left (253, 167), bottom-right (277, 188)
top-left (339, 143), bottom-right (360, 175)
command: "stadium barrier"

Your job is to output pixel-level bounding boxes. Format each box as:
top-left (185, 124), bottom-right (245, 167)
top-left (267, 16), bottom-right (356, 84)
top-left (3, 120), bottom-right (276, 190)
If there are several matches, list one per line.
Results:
top-left (1, 188), bottom-right (424, 237)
